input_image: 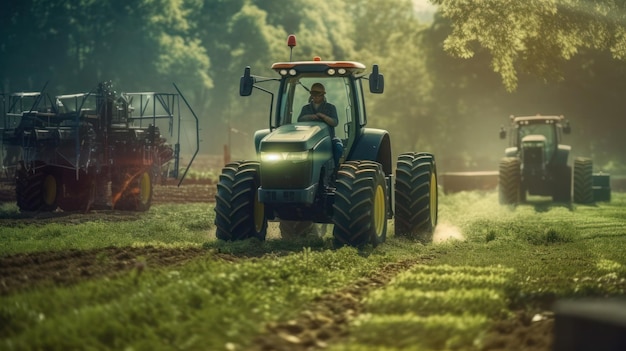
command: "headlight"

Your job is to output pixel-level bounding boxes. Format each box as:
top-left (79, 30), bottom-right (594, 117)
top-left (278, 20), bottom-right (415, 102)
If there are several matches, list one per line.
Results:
top-left (261, 151), bottom-right (309, 162)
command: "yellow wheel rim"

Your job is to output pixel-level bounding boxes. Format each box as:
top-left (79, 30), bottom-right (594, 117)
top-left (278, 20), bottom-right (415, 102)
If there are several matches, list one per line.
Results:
top-left (139, 172), bottom-right (151, 204)
top-left (430, 171), bottom-right (438, 225)
top-left (253, 190), bottom-right (265, 232)
top-left (43, 174), bottom-right (57, 206)
top-left (373, 184), bottom-right (385, 234)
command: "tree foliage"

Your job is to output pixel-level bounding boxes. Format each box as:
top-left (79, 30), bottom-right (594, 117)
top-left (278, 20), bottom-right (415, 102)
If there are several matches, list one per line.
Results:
top-left (1, 0), bottom-right (625, 169)
top-left (432, 0), bottom-right (626, 91)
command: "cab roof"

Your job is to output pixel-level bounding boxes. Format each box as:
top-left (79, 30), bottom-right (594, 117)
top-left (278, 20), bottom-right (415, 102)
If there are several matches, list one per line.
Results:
top-left (271, 61), bottom-right (366, 75)
top-left (512, 115), bottom-right (565, 124)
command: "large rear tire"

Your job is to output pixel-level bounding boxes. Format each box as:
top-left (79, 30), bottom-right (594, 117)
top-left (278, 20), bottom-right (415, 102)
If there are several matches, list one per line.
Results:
top-left (394, 152), bottom-right (438, 243)
top-left (333, 161), bottom-right (387, 248)
top-left (573, 157), bottom-right (593, 204)
top-left (498, 157), bottom-right (521, 205)
top-left (214, 161), bottom-right (267, 241)
top-left (111, 168), bottom-right (153, 211)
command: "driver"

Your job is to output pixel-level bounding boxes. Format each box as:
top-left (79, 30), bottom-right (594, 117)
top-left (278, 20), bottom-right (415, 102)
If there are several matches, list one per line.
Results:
top-left (298, 83), bottom-right (338, 134)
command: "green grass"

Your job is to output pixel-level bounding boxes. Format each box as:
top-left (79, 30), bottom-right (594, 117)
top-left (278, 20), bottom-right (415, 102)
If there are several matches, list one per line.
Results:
top-left (1, 247), bottom-right (404, 350)
top-left (2, 192), bottom-right (626, 350)
top-left (329, 192), bottom-right (626, 350)
top-left (0, 204), bottom-right (214, 256)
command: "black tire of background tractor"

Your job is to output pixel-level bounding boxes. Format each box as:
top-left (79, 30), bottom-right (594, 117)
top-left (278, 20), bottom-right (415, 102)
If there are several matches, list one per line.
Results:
top-left (552, 165), bottom-right (572, 203)
top-left (15, 164), bottom-right (58, 212)
top-left (498, 157), bottom-right (521, 205)
top-left (214, 161), bottom-right (267, 241)
top-left (111, 169), bottom-right (153, 211)
top-left (394, 152), bottom-right (438, 243)
top-left (333, 160), bottom-right (387, 248)
top-left (573, 157), bottom-right (594, 204)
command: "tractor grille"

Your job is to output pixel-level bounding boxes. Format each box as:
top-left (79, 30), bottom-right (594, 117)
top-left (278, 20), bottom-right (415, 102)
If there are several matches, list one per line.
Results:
top-left (260, 161), bottom-right (312, 189)
top-left (523, 146), bottom-right (544, 167)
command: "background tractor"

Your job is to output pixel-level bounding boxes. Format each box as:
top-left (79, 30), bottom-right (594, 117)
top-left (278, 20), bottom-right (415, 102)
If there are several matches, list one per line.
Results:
top-left (214, 35), bottom-right (438, 248)
top-left (0, 81), bottom-right (199, 212)
top-left (498, 114), bottom-right (610, 204)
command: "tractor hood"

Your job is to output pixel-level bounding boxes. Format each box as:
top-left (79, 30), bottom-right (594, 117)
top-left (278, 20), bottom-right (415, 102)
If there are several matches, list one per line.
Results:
top-left (521, 134), bottom-right (546, 147)
top-left (259, 122), bottom-right (330, 152)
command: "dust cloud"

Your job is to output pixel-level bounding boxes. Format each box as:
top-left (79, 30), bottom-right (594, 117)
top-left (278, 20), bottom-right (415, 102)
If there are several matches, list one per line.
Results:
top-left (433, 221), bottom-right (465, 243)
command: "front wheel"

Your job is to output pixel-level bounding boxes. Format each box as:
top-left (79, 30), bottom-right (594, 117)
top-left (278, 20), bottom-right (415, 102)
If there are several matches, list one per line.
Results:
top-left (394, 152), bottom-right (438, 243)
top-left (214, 161), bottom-right (267, 241)
top-left (333, 161), bottom-right (387, 248)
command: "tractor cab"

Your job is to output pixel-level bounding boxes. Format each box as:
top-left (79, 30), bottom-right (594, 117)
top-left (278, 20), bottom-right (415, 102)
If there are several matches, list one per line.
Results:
top-left (269, 60), bottom-right (379, 163)
top-left (240, 58), bottom-right (384, 165)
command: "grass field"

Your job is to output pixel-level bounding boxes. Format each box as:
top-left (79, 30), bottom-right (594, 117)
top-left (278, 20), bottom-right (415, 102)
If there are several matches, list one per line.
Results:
top-left (1, 191), bottom-right (625, 350)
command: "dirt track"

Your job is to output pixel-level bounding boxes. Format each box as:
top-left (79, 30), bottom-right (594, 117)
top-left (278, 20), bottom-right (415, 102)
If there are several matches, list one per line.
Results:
top-left (0, 181), bottom-right (553, 350)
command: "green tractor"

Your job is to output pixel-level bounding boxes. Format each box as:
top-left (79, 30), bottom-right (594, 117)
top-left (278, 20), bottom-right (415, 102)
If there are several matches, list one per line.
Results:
top-left (214, 35), bottom-right (438, 247)
top-left (498, 114), bottom-right (610, 204)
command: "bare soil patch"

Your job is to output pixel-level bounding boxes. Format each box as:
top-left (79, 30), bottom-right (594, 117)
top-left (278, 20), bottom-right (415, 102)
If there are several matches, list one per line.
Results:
top-left (0, 246), bottom-right (210, 296)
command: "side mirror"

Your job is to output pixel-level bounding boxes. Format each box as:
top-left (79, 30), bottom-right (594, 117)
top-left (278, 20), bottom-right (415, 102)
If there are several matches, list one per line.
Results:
top-left (499, 126), bottom-right (506, 139)
top-left (239, 66), bottom-right (254, 96)
top-left (369, 64), bottom-right (384, 94)
top-left (563, 120), bottom-right (571, 134)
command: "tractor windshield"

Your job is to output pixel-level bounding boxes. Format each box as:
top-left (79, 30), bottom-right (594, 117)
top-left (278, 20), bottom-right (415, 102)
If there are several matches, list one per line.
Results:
top-left (277, 76), bottom-right (353, 142)
top-left (518, 123), bottom-right (557, 161)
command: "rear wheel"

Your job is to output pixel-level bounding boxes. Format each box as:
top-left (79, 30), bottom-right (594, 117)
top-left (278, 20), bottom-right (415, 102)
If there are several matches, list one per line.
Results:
top-left (573, 157), bottom-right (593, 204)
top-left (498, 157), bottom-right (521, 205)
top-left (333, 161), bottom-right (387, 248)
top-left (214, 161), bottom-right (267, 241)
top-left (394, 152), bottom-right (438, 243)
top-left (112, 168), bottom-right (153, 211)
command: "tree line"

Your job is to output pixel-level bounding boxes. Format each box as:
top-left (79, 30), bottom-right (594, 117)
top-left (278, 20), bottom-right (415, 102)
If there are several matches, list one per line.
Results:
top-left (2, 0), bottom-right (625, 173)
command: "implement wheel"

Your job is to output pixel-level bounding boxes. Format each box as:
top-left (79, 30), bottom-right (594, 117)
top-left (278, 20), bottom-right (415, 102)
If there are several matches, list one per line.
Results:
top-left (333, 160), bottom-right (387, 248)
top-left (214, 161), bottom-right (267, 241)
top-left (112, 169), bottom-right (153, 211)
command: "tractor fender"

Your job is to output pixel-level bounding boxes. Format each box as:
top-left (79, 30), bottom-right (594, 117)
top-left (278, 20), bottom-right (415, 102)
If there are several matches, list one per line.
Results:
top-left (346, 128), bottom-right (392, 175)
top-left (504, 146), bottom-right (518, 158)
top-left (554, 144), bottom-right (571, 166)
top-left (254, 129), bottom-right (271, 154)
